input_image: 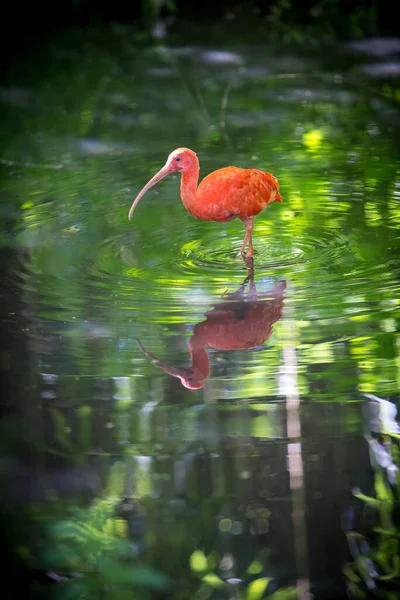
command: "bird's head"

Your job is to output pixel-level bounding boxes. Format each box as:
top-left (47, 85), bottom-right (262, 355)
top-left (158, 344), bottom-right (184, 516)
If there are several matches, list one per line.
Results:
top-left (128, 148), bottom-right (198, 220)
top-left (166, 147), bottom-right (198, 173)
top-left (136, 338), bottom-right (206, 390)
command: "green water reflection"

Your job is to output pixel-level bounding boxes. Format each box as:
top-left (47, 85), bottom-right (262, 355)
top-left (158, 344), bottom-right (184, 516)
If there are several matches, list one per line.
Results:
top-left (0, 31), bottom-right (399, 599)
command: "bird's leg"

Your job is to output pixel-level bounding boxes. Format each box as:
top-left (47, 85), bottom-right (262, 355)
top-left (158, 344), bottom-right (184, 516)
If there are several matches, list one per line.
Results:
top-left (245, 218), bottom-right (254, 258)
top-left (237, 220), bottom-right (250, 256)
top-left (237, 217), bottom-right (254, 259)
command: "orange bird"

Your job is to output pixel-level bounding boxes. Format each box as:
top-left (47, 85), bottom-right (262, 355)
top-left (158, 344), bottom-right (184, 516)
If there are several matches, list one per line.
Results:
top-left (128, 148), bottom-right (282, 257)
top-left (137, 276), bottom-right (286, 390)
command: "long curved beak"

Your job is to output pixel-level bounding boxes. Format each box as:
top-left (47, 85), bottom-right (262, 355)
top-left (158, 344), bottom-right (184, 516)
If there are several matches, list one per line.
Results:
top-left (136, 338), bottom-right (204, 390)
top-left (137, 337), bottom-right (181, 376)
top-left (128, 163), bottom-right (173, 220)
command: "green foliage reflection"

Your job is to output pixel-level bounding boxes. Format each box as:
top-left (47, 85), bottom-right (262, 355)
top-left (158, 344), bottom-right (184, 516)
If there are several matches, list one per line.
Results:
top-left (344, 405), bottom-right (400, 597)
top-left (189, 549), bottom-right (298, 600)
top-left (43, 498), bottom-right (170, 599)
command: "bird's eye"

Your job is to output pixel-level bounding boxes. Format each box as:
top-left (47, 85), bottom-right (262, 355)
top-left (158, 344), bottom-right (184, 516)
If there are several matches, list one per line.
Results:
top-left (175, 157), bottom-right (181, 162)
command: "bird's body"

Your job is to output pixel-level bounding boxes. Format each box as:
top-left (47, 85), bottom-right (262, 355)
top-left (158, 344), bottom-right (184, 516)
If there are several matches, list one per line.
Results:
top-left (185, 166), bottom-right (280, 222)
top-left (128, 148), bottom-right (282, 257)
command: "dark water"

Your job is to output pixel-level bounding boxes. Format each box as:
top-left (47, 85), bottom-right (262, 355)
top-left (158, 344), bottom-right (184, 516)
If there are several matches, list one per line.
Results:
top-left (1, 33), bottom-right (400, 599)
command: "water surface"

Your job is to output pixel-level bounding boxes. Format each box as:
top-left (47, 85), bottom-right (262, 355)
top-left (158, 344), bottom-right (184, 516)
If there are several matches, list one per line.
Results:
top-left (1, 33), bottom-right (399, 599)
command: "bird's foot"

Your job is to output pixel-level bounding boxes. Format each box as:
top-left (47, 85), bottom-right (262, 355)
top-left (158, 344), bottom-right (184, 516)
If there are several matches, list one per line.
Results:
top-left (236, 249), bottom-right (253, 258)
top-left (237, 251), bottom-right (254, 273)
top-left (244, 256), bottom-right (254, 275)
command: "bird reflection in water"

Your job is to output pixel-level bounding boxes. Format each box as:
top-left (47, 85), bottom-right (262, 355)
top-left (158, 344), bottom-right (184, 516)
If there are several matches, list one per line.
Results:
top-left (137, 264), bottom-right (286, 390)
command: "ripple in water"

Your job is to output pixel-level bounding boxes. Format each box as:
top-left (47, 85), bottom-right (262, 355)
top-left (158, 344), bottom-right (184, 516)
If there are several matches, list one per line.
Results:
top-left (173, 226), bottom-right (350, 275)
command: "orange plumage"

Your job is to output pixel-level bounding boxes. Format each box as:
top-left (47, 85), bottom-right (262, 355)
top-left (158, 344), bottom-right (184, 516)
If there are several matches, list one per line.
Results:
top-left (193, 166), bottom-right (281, 221)
top-left (128, 148), bottom-right (282, 257)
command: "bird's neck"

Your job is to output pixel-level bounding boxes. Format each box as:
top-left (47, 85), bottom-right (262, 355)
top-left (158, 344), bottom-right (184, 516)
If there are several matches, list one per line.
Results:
top-left (180, 158), bottom-right (200, 214)
top-left (188, 339), bottom-right (210, 382)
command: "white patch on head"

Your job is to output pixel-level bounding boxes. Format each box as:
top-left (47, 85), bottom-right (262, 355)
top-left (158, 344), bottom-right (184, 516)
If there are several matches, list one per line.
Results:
top-left (168, 148), bottom-right (196, 160)
top-left (168, 147), bottom-right (193, 160)
top-left (169, 149), bottom-right (183, 160)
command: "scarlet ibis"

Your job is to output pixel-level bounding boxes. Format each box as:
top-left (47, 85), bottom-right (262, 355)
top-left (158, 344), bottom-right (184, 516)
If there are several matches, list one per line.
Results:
top-left (137, 277), bottom-right (286, 390)
top-left (128, 148), bottom-right (282, 257)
